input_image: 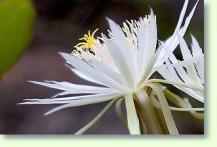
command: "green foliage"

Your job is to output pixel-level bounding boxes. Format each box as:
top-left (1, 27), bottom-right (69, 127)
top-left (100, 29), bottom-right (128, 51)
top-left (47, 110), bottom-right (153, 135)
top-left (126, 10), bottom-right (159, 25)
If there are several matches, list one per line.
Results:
top-left (0, 0), bottom-right (36, 77)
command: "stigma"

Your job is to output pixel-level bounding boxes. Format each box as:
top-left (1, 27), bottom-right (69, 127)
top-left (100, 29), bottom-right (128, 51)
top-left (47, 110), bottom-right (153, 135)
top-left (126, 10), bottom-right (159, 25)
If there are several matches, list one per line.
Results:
top-left (72, 29), bottom-right (100, 61)
top-left (74, 29), bottom-right (98, 50)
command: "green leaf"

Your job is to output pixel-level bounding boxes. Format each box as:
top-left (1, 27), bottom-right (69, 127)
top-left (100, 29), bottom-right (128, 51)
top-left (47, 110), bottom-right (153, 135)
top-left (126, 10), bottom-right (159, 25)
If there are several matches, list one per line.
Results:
top-left (0, 0), bottom-right (36, 77)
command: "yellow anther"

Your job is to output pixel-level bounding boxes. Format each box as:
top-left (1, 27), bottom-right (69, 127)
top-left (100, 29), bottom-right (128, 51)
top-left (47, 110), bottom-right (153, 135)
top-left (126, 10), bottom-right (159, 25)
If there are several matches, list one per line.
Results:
top-left (74, 29), bottom-right (99, 50)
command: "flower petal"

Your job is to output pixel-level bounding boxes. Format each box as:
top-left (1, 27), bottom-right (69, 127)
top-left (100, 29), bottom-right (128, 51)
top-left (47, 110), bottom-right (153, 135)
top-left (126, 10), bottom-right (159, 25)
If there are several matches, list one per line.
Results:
top-left (44, 94), bottom-right (120, 115)
top-left (29, 80), bottom-right (120, 95)
top-left (156, 0), bottom-right (199, 65)
top-left (105, 39), bottom-right (134, 88)
top-left (107, 19), bottom-right (137, 80)
top-left (191, 35), bottom-right (204, 83)
top-left (125, 94), bottom-right (141, 135)
top-left (22, 93), bottom-right (122, 103)
top-left (147, 83), bottom-right (179, 135)
top-left (20, 93), bottom-right (122, 115)
top-left (137, 9), bottom-right (157, 82)
top-left (69, 68), bottom-right (102, 84)
top-left (178, 35), bottom-right (201, 85)
top-left (90, 60), bottom-right (125, 86)
top-left (157, 65), bottom-right (204, 103)
top-left (60, 52), bottom-right (127, 91)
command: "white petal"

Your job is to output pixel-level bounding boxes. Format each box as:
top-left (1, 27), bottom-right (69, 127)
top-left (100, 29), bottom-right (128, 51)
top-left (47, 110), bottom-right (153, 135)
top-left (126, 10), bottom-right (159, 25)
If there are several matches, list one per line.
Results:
top-left (60, 52), bottom-right (127, 91)
top-left (157, 66), bottom-right (204, 103)
top-left (137, 9), bottom-right (157, 81)
top-left (191, 35), bottom-right (204, 83)
top-left (105, 39), bottom-right (134, 88)
top-left (147, 83), bottom-right (179, 135)
top-left (138, 52), bottom-right (159, 86)
top-left (155, 55), bottom-right (202, 72)
top-left (178, 35), bottom-right (192, 60)
top-left (29, 80), bottom-right (119, 95)
top-left (52, 91), bottom-right (73, 98)
top-left (125, 94), bottom-right (140, 135)
top-left (20, 93), bottom-right (122, 115)
top-left (107, 19), bottom-right (137, 78)
top-left (22, 93), bottom-right (122, 103)
top-left (178, 35), bottom-right (201, 84)
top-left (90, 60), bottom-right (125, 85)
top-left (191, 35), bottom-right (203, 57)
top-left (156, 0), bottom-right (199, 65)
top-left (158, 43), bottom-right (192, 84)
top-left (44, 94), bottom-right (120, 115)
top-left (166, 0), bottom-right (199, 51)
top-left (69, 67), bottom-right (103, 84)
top-left (163, 39), bottom-right (194, 84)
top-left (172, 0), bottom-right (189, 39)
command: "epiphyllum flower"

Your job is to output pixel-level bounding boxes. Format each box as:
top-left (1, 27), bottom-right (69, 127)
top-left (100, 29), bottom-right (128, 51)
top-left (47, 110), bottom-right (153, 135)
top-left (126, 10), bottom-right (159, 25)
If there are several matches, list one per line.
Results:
top-left (20, 0), bottom-right (202, 135)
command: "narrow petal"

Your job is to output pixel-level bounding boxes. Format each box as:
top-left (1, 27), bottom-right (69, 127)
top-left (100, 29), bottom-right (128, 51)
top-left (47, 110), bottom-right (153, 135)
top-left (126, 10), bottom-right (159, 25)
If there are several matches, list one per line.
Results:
top-left (90, 60), bottom-right (125, 85)
top-left (107, 19), bottom-right (137, 78)
top-left (29, 80), bottom-right (120, 95)
top-left (178, 35), bottom-right (201, 84)
top-left (157, 66), bottom-right (204, 103)
top-left (191, 35), bottom-right (204, 83)
top-left (21, 93), bottom-right (122, 104)
top-left (125, 94), bottom-right (141, 135)
top-left (172, 0), bottom-right (189, 38)
top-left (75, 98), bottom-right (117, 135)
top-left (191, 35), bottom-right (203, 57)
top-left (137, 9), bottom-right (157, 82)
top-left (60, 52), bottom-right (127, 91)
top-left (166, 0), bottom-right (199, 52)
top-left (105, 39), bottom-right (134, 88)
top-left (69, 68), bottom-right (103, 84)
top-left (156, 0), bottom-right (199, 65)
top-left (147, 83), bottom-right (179, 135)
top-left (44, 94), bottom-right (120, 115)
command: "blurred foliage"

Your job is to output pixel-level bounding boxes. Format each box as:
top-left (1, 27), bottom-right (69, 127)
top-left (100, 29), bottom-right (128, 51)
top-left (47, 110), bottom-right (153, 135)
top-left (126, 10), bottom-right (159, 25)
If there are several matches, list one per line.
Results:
top-left (0, 0), bottom-right (36, 77)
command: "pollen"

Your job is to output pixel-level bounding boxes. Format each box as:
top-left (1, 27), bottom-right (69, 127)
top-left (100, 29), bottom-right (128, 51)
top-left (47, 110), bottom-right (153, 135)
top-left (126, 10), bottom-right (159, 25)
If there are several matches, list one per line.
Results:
top-left (74, 29), bottom-right (99, 50)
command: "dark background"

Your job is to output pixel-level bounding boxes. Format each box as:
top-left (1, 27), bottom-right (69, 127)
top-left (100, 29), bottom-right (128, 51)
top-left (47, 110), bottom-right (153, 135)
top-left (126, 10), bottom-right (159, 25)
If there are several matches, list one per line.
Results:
top-left (0, 0), bottom-right (204, 134)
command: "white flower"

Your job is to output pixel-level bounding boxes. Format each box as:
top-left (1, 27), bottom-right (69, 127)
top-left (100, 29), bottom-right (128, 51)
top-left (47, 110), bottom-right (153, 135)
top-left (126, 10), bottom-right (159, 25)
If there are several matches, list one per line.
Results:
top-left (20, 0), bottom-right (201, 135)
